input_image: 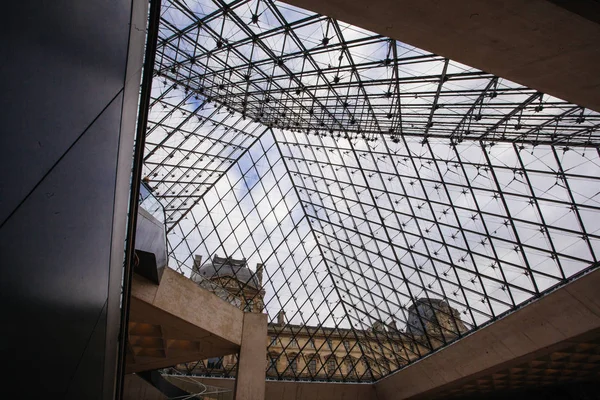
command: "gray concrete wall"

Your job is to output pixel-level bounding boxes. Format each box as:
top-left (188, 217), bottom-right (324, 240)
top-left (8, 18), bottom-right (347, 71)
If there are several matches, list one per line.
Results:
top-left (266, 381), bottom-right (379, 400)
top-left (133, 268), bottom-right (245, 345)
top-left (127, 269), bottom-right (246, 373)
top-left (187, 377), bottom-right (379, 400)
top-left (235, 313), bottom-right (268, 400)
top-left (0, 0), bottom-right (147, 397)
top-left (375, 268), bottom-right (600, 399)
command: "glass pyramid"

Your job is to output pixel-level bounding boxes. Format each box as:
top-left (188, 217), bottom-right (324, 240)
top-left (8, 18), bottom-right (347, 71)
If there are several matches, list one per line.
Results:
top-left (143, 0), bottom-right (600, 382)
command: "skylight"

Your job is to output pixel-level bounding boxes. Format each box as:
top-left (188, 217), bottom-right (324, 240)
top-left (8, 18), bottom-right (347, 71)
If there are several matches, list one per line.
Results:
top-left (143, 0), bottom-right (600, 382)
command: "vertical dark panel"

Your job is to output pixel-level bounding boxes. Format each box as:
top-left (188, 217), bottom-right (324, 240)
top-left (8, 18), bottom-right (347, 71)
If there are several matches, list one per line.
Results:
top-left (0, 93), bottom-right (125, 396)
top-left (105, 0), bottom-right (151, 396)
top-left (0, 1), bottom-right (131, 223)
top-left (0, 0), bottom-right (147, 397)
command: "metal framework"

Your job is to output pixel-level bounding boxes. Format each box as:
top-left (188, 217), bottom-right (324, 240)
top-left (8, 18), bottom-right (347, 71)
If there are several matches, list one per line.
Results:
top-left (143, 0), bottom-right (600, 382)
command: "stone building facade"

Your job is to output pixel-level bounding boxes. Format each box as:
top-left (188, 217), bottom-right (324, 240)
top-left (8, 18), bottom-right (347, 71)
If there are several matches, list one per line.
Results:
top-left (179, 255), bottom-right (470, 381)
top-left (190, 254), bottom-right (265, 313)
top-left (265, 312), bottom-right (417, 380)
top-left (407, 298), bottom-right (469, 340)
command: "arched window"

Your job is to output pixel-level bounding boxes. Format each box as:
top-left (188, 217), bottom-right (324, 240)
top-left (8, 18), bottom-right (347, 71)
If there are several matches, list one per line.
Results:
top-left (306, 355), bottom-right (317, 375)
top-left (327, 356), bottom-right (337, 375)
top-left (288, 354), bottom-right (298, 375)
top-left (267, 354), bottom-right (278, 374)
top-left (345, 357), bottom-right (355, 376)
top-left (361, 357), bottom-right (372, 379)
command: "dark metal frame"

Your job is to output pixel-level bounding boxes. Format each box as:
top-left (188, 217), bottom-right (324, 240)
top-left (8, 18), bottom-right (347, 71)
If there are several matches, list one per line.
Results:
top-left (141, 0), bottom-right (600, 383)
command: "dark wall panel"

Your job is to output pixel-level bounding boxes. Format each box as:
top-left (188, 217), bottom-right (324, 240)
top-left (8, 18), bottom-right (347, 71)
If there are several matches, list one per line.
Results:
top-left (66, 304), bottom-right (108, 399)
top-left (0, 94), bottom-right (123, 394)
top-left (0, 0), bottom-right (131, 224)
top-left (0, 0), bottom-right (147, 398)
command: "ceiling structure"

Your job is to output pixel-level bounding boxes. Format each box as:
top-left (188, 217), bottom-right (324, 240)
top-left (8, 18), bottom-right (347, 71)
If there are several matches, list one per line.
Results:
top-left (428, 331), bottom-right (600, 399)
top-left (142, 0), bottom-right (600, 382)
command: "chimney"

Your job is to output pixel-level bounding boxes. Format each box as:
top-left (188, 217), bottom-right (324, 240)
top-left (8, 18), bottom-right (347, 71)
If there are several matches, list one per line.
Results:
top-left (256, 263), bottom-right (264, 287)
top-left (193, 255), bottom-right (203, 273)
top-left (277, 310), bottom-right (286, 325)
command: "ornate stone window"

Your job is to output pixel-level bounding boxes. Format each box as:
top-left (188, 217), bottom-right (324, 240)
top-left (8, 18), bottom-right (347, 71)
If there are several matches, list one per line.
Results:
top-left (327, 357), bottom-right (337, 374)
top-left (308, 358), bottom-right (317, 375)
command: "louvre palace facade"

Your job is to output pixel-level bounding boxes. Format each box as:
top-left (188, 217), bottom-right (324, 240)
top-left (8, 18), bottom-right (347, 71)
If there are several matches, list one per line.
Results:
top-left (177, 255), bottom-right (468, 381)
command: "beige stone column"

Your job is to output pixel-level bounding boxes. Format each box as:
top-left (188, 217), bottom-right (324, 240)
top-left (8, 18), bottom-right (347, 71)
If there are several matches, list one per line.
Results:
top-left (234, 312), bottom-right (268, 400)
